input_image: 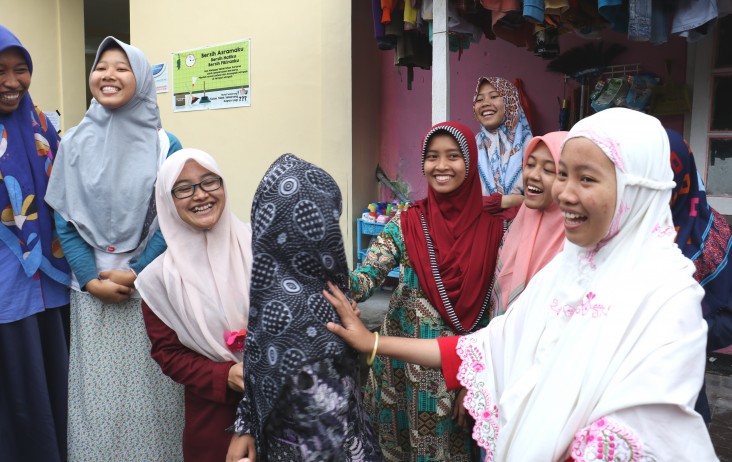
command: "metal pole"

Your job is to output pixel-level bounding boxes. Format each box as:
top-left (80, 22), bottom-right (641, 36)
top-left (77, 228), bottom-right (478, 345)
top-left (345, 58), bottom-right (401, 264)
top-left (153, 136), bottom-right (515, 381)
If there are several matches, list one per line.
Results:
top-left (432, 0), bottom-right (449, 124)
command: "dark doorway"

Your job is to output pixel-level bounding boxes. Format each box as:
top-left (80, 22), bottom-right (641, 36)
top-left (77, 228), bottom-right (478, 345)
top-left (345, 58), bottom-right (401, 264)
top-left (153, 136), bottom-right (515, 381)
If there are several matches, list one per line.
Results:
top-left (83, 0), bottom-right (130, 106)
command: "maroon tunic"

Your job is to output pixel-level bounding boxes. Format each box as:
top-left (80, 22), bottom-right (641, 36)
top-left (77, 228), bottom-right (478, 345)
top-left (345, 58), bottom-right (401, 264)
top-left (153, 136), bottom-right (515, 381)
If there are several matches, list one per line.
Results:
top-left (141, 301), bottom-right (240, 461)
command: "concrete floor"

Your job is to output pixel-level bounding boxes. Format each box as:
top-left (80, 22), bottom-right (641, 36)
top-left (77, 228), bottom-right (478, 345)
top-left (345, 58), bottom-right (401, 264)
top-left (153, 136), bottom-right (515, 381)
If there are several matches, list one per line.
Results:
top-left (708, 354), bottom-right (732, 461)
top-left (357, 287), bottom-right (393, 332)
top-left (356, 287), bottom-right (732, 460)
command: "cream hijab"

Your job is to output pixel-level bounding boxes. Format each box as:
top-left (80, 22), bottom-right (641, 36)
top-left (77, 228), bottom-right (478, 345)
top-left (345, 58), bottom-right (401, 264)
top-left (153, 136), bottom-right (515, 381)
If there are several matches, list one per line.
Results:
top-left (459, 109), bottom-right (716, 461)
top-left (136, 149), bottom-right (252, 362)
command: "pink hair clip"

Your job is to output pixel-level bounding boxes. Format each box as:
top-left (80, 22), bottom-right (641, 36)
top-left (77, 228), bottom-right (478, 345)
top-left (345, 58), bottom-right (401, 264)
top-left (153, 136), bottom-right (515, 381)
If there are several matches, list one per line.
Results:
top-left (224, 329), bottom-right (247, 353)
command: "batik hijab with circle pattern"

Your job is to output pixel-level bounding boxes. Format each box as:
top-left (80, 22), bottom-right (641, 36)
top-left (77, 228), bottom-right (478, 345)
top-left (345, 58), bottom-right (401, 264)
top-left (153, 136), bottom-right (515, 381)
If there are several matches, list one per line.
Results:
top-left (244, 153), bottom-right (354, 439)
top-left (473, 76), bottom-right (532, 195)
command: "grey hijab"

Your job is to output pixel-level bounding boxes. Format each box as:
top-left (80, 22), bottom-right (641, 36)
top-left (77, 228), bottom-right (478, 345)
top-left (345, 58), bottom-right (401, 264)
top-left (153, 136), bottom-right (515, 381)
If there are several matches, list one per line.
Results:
top-left (46, 36), bottom-right (161, 253)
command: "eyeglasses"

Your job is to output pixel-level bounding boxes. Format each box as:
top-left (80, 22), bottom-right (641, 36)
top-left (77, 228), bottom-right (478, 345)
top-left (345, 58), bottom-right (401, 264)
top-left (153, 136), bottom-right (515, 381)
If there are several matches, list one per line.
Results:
top-left (171, 176), bottom-right (223, 199)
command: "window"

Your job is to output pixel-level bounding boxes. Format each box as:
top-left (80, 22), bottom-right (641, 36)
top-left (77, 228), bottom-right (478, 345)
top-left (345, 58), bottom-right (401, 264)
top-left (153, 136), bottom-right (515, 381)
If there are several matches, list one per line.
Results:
top-left (689, 15), bottom-right (732, 213)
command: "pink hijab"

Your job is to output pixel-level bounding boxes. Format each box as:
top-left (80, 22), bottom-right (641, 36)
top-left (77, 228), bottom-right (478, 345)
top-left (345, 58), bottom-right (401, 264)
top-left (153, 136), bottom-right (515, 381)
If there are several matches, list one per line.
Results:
top-left (492, 131), bottom-right (567, 316)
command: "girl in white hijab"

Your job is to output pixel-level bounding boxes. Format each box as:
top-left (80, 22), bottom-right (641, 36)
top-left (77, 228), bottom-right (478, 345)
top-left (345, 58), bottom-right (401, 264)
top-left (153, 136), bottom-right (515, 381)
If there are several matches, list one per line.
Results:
top-left (324, 108), bottom-right (717, 461)
top-left (136, 148), bottom-right (254, 461)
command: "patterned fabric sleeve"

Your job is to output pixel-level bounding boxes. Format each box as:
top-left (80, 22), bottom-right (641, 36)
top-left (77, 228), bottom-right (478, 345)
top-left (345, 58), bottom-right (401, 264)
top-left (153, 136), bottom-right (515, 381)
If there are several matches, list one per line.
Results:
top-left (230, 393), bottom-right (253, 436)
top-left (456, 335), bottom-right (500, 459)
top-left (349, 214), bottom-right (404, 301)
top-left (264, 358), bottom-right (382, 461)
top-left (570, 417), bottom-right (657, 462)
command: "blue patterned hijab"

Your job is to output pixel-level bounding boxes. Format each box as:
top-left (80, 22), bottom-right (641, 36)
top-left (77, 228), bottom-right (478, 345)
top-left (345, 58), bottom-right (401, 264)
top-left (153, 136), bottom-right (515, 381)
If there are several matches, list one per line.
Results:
top-left (0, 25), bottom-right (69, 285)
top-left (668, 129), bottom-right (732, 314)
top-left (474, 77), bottom-right (533, 195)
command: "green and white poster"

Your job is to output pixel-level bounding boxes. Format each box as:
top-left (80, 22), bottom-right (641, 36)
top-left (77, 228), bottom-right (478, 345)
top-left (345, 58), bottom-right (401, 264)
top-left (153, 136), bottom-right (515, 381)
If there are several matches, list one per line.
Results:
top-left (172, 39), bottom-right (250, 112)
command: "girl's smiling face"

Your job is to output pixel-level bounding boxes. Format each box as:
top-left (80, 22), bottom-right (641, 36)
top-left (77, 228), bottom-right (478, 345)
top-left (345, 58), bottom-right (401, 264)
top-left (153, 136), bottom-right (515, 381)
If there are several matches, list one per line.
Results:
top-left (473, 82), bottom-right (506, 130)
top-left (90, 47), bottom-right (136, 109)
top-left (423, 133), bottom-right (467, 194)
top-left (552, 137), bottom-right (617, 248)
top-left (172, 160), bottom-right (226, 231)
top-left (523, 142), bottom-right (557, 211)
top-left (0, 48), bottom-right (30, 114)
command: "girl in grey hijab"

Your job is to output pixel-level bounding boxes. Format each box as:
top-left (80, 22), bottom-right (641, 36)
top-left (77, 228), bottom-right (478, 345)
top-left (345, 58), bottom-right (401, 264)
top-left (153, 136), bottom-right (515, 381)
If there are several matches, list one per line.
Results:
top-left (46, 37), bottom-right (185, 460)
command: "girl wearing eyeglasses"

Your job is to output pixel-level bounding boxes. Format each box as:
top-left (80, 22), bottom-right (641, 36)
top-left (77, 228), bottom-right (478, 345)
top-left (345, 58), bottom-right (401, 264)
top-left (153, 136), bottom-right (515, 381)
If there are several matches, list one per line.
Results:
top-left (136, 148), bottom-right (255, 462)
top-left (46, 37), bottom-right (185, 460)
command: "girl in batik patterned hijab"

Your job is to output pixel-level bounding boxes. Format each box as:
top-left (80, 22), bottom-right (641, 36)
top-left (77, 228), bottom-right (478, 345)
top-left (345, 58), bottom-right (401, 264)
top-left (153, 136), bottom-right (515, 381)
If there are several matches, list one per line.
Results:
top-left (472, 76), bottom-right (533, 197)
top-left (227, 154), bottom-right (381, 462)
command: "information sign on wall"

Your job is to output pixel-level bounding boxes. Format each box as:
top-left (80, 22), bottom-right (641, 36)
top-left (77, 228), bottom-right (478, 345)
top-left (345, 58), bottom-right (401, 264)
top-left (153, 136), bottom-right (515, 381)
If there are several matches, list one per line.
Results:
top-left (172, 39), bottom-right (250, 112)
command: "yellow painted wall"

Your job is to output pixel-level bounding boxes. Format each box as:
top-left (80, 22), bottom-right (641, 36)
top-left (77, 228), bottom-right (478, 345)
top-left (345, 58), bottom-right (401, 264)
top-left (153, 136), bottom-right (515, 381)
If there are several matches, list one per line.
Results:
top-left (130, 0), bottom-right (359, 261)
top-left (1, 0), bottom-right (87, 131)
top-left (4, 0), bottom-right (380, 266)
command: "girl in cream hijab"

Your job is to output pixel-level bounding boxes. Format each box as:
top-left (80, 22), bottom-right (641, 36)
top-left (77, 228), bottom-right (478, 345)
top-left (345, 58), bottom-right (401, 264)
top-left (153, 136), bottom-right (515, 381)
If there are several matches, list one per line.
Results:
top-left (136, 148), bottom-right (254, 461)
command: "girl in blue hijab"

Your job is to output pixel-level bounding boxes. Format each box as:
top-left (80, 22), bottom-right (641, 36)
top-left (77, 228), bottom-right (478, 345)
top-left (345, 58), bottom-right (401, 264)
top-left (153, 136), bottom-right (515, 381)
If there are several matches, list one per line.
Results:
top-left (0, 25), bottom-right (71, 462)
top-left (668, 128), bottom-right (732, 423)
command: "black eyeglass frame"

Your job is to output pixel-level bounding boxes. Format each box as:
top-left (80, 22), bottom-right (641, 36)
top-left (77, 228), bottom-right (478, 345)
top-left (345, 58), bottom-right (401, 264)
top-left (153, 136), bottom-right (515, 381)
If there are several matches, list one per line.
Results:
top-left (171, 176), bottom-right (223, 199)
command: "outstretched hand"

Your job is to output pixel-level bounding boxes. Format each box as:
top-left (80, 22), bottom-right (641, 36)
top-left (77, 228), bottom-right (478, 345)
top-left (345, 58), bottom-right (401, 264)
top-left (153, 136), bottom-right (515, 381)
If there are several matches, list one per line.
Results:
top-left (323, 281), bottom-right (375, 354)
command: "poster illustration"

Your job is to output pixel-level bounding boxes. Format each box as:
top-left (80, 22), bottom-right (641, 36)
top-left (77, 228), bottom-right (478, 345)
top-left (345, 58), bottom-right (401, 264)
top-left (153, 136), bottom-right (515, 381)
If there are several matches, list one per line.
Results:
top-left (172, 39), bottom-right (250, 112)
top-left (152, 63), bottom-right (168, 93)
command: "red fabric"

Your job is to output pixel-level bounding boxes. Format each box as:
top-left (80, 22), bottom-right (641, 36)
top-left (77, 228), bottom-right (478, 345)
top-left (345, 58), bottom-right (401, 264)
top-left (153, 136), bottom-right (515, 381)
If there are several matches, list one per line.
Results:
top-left (438, 336), bottom-right (463, 390)
top-left (482, 192), bottom-right (522, 220)
top-left (381, 0), bottom-right (395, 23)
top-left (142, 301), bottom-right (240, 461)
top-left (402, 122), bottom-right (504, 332)
top-left (514, 78), bottom-right (536, 129)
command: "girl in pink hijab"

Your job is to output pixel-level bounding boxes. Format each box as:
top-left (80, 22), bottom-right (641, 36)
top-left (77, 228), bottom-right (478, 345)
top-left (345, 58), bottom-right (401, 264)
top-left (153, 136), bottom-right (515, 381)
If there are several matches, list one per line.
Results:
top-left (492, 131), bottom-right (568, 316)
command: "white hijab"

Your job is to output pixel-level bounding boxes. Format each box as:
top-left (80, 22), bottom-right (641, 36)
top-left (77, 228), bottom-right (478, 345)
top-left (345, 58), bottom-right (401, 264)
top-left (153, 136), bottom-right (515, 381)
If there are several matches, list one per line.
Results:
top-left (459, 108), bottom-right (716, 461)
top-left (135, 149), bottom-right (252, 362)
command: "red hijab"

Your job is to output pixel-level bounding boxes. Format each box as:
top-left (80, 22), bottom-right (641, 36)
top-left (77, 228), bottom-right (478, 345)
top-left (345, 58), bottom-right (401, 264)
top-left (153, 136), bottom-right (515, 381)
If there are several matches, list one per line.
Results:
top-left (402, 122), bottom-right (504, 333)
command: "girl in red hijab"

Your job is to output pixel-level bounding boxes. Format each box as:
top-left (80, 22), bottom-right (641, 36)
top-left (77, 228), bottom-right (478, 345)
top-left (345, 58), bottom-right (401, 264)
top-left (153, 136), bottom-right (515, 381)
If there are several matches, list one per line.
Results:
top-left (349, 121), bottom-right (504, 461)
